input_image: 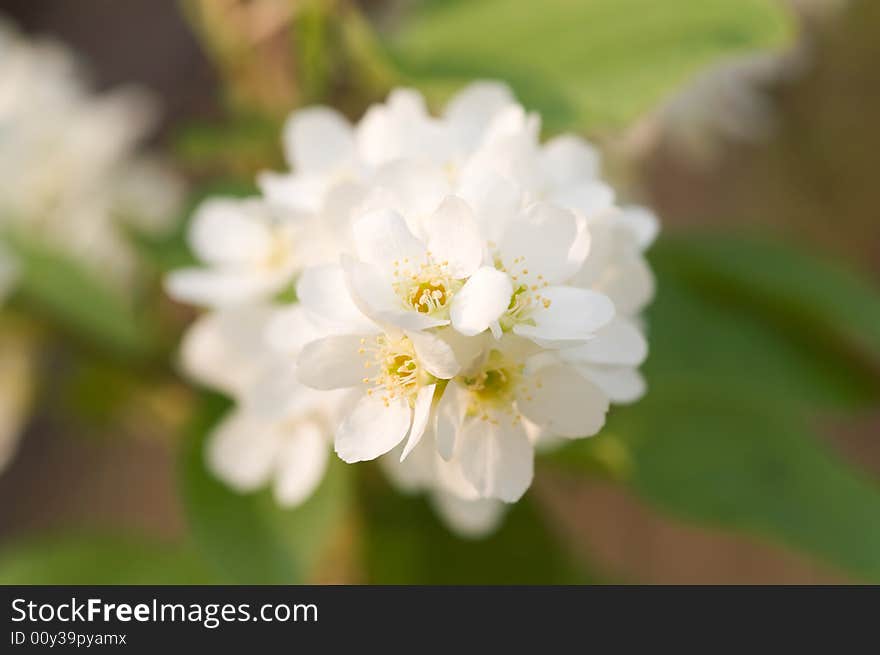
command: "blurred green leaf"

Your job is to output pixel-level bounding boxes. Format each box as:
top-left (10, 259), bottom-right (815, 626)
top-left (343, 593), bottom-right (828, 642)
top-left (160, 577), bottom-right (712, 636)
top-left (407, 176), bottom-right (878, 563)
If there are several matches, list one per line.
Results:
top-left (296, 0), bottom-right (331, 104)
top-left (359, 470), bottom-right (590, 583)
top-left (5, 234), bottom-right (154, 357)
top-left (555, 232), bottom-right (880, 581)
top-left (609, 388), bottom-right (880, 582)
top-left (180, 394), bottom-right (351, 584)
top-left (389, 0), bottom-right (791, 130)
top-left (654, 234), bottom-right (880, 369)
top-left (173, 116), bottom-right (283, 179)
top-left (0, 535), bottom-right (214, 584)
top-left (62, 357), bottom-right (139, 430)
top-left (646, 245), bottom-right (880, 411)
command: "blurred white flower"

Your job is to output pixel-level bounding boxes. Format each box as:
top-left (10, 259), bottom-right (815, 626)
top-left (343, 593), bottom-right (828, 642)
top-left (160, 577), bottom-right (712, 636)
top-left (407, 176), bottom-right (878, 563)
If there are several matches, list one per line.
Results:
top-left (165, 180), bottom-right (363, 309)
top-left (166, 197), bottom-right (302, 308)
top-left (0, 16), bottom-right (183, 478)
top-left (170, 80), bottom-right (659, 526)
top-left (0, 16), bottom-right (183, 286)
top-left (179, 304), bottom-right (341, 507)
top-left (381, 437), bottom-right (506, 539)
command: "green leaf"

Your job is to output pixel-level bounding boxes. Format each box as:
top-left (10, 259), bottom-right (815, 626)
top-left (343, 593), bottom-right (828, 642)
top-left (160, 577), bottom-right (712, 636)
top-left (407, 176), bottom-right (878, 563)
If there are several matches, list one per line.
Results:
top-left (653, 233), bottom-right (880, 368)
top-left (359, 469), bottom-right (591, 583)
top-left (608, 388), bottom-right (880, 582)
top-left (389, 0), bottom-right (792, 130)
top-left (173, 116), bottom-right (283, 178)
top-left (4, 234), bottom-right (154, 357)
top-left (553, 233), bottom-right (880, 581)
top-left (179, 394), bottom-right (351, 584)
top-left (0, 535), bottom-right (214, 584)
top-left (645, 246), bottom-right (880, 411)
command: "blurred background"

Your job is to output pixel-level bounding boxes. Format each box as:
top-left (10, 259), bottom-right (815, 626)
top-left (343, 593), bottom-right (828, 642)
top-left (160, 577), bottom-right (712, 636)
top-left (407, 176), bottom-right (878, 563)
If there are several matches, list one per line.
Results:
top-left (0, 0), bottom-right (878, 584)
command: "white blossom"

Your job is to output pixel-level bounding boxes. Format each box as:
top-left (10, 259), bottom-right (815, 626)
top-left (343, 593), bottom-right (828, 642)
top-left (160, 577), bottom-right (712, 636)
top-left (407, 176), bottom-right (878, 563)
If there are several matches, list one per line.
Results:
top-left (0, 17), bottom-right (183, 286)
top-left (296, 325), bottom-right (461, 463)
top-left (166, 197), bottom-right (302, 308)
top-left (170, 79), bottom-right (659, 523)
top-left (179, 304), bottom-right (340, 507)
top-left (381, 437), bottom-right (506, 539)
top-left (0, 17), bottom-right (182, 477)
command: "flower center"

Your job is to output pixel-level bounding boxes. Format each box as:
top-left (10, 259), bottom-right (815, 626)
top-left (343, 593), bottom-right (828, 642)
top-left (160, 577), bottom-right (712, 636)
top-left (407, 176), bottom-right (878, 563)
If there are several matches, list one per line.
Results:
top-left (408, 279), bottom-right (448, 313)
top-left (264, 226), bottom-right (293, 270)
top-left (392, 257), bottom-right (460, 316)
top-left (493, 253), bottom-right (552, 332)
top-left (460, 349), bottom-right (524, 422)
top-left (359, 334), bottom-right (427, 406)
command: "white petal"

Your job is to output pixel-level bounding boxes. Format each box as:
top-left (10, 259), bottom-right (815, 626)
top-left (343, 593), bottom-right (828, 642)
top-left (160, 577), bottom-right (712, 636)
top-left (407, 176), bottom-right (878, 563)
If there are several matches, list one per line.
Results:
top-left (206, 409), bottom-right (279, 492)
top-left (352, 208), bottom-right (426, 273)
top-left (380, 440), bottom-right (435, 492)
top-left (423, 196), bottom-right (484, 278)
top-left (244, 362), bottom-right (322, 421)
top-left (355, 89), bottom-right (449, 166)
top-left (560, 317), bottom-right (648, 367)
top-left (335, 393), bottom-right (411, 463)
top-left (518, 364), bottom-right (609, 438)
top-left (165, 268), bottom-right (286, 308)
top-left (513, 286), bottom-right (615, 342)
top-left (432, 493), bottom-right (506, 539)
top-left (480, 103), bottom-right (539, 150)
top-left (577, 365), bottom-right (646, 404)
top-left (552, 181), bottom-right (616, 218)
top-left (458, 417), bottom-right (534, 503)
top-left (617, 206), bottom-right (659, 249)
top-left (297, 334), bottom-right (368, 390)
top-left (342, 255), bottom-right (446, 331)
top-left (570, 213), bottom-right (592, 273)
top-left (371, 159), bottom-right (451, 226)
top-left (444, 80), bottom-right (516, 150)
top-left (257, 171), bottom-right (326, 213)
top-left (406, 330), bottom-right (460, 379)
top-left (498, 202), bottom-right (585, 284)
top-left (450, 266), bottom-right (513, 337)
top-left (179, 305), bottom-right (275, 396)
top-left (434, 382), bottom-right (466, 460)
top-left (386, 87), bottom-right (429, 115)
top-left (400, 383), bottom-right (436, 461)
top-left (435, 327), bottom-right (490, 375)
top-left (455, 168), bottom-right (522, 244)
top-left (263, 304), bottom-right (326, 355)
top-left (540, 134), bottom-right (601, 190)
top-left (282, 106), bottom-right (354, 173)
top-left (297, 263), bottom-right (374, 332)
top-left (273, 419), bottom-right (330, 507)
top-left (187, 197), bottom-right (273, 265)
top-left (354, 105), bottom-right (392, 167)
top-left (323, 179), bottom-right (367, 227)
top-left (601, 254), bottom-right (656, 317)
top-left (433, 447), bottom-right (480, 500)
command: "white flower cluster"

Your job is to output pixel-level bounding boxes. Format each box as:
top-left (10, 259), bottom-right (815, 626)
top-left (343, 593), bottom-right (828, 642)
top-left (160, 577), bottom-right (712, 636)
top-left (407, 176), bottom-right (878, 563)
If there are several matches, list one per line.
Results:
top-left (0, 16), bottom-right (183, 476)
top-left (169, 82), bottom-right (657, 536)
top-left (0, 16), bottom-right (184, 296)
